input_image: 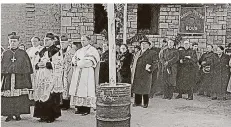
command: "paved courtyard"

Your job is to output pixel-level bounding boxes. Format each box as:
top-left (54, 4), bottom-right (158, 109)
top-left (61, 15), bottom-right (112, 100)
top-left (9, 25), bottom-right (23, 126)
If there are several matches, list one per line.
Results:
top-left (2, 94), bottom-right (231, 127)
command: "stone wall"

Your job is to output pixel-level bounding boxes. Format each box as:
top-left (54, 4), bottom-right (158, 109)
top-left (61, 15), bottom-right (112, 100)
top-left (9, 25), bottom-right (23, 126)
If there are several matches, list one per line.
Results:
top-left (1, 4), bottom-right (27, 48)
top-left (2, 4), bottom-right (231, 50)
top-left (1, 4), bottom-right (61, 49)
top-left (124, 4), bottom-right (231, 50)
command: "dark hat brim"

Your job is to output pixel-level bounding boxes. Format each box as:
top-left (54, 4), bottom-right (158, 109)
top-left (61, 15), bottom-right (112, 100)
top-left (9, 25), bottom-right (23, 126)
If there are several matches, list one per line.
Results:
top-left (140, 40), bottom-right (151, 45)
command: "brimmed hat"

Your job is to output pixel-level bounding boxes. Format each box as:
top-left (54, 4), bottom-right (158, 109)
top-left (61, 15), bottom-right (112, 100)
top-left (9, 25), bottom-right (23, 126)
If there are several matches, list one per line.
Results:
top-left (140, 40), bottom-right (151, 45)
top-left (9, 35), bottom-right (20, 40)
top-left (45, 33), bottom-right (55, 39)
top-left (192, 42), bottom-right (198, 46)
top-left (61, 35), bottom-right (68, 41)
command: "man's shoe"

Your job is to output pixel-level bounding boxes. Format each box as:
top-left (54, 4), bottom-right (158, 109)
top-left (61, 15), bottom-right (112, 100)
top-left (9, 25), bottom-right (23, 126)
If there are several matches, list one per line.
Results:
top-left (5, 116), bottom-right (13, 122)
top-left (175, 95), bottom-right (182, 99)
top-left (81, 112), bottom-right (89, 116)
top-left (163, 96), bottom-right (168, 99)
top-left (143, 104), bottom-right (148, 108)
top-left (75, 111), bottom-right (82, 114)
top-left (222, 97), bottom-right (227, 100)
top-left (15, 116), bottom-right (21, 121)
top-left (212, 97), bottom-right (217, 100)
top-left (186, 97), bottom-right (193, 100)
top-left (132, 104), bottom-right (141, 107)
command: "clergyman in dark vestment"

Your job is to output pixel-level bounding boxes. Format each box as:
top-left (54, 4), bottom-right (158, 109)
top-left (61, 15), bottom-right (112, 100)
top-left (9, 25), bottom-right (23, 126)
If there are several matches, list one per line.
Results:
top-left (198, 44), bottom-right (217, 97)
top-left (1, 34), bottom-right (33, 122)
top-left (176, 41), bottom-right (197, 100)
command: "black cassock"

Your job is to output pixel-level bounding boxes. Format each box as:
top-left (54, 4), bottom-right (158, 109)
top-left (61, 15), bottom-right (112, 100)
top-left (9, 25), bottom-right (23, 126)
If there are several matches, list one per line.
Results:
top-left (198, 51), bottom-right (217, 96)
top-left (212, 53), bottom-right (230, 98)
top-left (176, 48), bottom-right (197, 93)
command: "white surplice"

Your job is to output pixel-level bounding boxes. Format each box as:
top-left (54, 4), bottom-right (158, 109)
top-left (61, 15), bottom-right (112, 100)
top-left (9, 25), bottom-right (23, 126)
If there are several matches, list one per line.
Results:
top-left (26, 46), bottom-right (43, 89)
top-left (33, 49), bottom-right (64, 102)
top-left (69, 44), bottom-right (100, 108)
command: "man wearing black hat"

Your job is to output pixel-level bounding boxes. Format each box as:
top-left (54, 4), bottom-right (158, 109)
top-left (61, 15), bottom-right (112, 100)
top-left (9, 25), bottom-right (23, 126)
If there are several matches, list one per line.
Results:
top-left (1, 34), bottom-right (33, 122)
top-left (132, 40), bottom-right (159, 108)
top-left (33, 32), bottom-right (63, 123)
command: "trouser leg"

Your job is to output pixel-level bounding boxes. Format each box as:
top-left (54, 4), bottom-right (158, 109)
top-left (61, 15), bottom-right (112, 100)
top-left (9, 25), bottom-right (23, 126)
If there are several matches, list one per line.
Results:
top-left (188, 88), bottom-right (193, 99)
top-left (163, 82), bottom-right (168, 98)
top-left (143, 94), bottom-right (149, 105)
top-left (134, 94), bottom-right (142, 105)
top-left (168, 86), bottom-right (174, 99)
top-left (82, 107), bottom-right (90, 114)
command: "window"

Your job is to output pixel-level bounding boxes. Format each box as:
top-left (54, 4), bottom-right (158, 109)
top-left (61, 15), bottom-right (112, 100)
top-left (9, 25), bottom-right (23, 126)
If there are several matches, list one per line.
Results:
top-left (137, 4), bottom-right (160, 35)
top-left (94, 4), bottom-right (108, 34)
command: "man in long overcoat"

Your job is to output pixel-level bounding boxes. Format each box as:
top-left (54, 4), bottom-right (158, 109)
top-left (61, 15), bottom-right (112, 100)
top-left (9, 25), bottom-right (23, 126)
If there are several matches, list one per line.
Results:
top-left (132, 41), bottom-right (159, 108)
top-left (161, 39), bottom-right (179, 100)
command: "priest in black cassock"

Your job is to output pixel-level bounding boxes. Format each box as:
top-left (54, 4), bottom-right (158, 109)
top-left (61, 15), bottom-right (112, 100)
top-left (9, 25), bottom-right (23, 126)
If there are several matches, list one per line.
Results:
top-left (176, 41), bottom-right (197, 100)
top-left (1, 34), bottom-right (33, 122)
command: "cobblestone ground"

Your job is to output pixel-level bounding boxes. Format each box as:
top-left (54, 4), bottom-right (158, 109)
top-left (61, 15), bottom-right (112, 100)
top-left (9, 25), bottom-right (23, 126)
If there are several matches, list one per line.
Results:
top-left (2, 94), bottom-right (231, 127)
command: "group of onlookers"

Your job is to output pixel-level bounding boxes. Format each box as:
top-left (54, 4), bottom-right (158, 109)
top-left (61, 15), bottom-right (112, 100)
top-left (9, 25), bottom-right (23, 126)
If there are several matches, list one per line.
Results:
top-left (99, 37), bottom-right (231, 108)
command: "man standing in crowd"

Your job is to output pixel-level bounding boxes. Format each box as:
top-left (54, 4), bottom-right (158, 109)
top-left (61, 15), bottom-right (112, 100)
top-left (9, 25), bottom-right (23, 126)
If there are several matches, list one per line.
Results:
top-left (198, 44), bottom-right (217, 97)
top-left (33, 33), bottom-right (63, 123)
top-left (99, 43), bottom-right (109, 84)
top-left (155, 39), bottom-right (168, 96)
top-left (161, 39), bottom-right (179, 100)
top-left (60, 35), bottom-right (76, 110)
top-left (1, 34), bottom-right (33, 122)
top-left (132, 40), bottom-right (159, 108)
top-left (212, 46), bottom-right (230, 100)
top-left (149, 42), bottom-right (161, 98)
top-left (26, 36), bottom-right (43, 88)
top-left (176, 41), bottom-right (197, 100)
top-left (69, 35), bottom-right (100, 115)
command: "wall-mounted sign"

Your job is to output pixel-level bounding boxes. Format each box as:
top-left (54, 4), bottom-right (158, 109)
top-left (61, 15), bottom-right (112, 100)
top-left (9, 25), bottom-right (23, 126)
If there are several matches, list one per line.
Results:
top-left (179, 7), bottom-right (205, 34)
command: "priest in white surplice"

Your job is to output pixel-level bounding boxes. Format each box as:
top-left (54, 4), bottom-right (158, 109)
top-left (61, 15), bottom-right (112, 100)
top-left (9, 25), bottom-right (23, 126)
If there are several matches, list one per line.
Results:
top-left (26, 37), bottom-right (43, 88)
top-left (69, 35), bottom-right (100, 115)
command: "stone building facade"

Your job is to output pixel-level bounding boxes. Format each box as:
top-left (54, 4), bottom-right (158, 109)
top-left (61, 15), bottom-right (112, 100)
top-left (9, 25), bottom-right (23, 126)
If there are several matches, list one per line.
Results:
top-left (2, 3), bottom-right (231, 51)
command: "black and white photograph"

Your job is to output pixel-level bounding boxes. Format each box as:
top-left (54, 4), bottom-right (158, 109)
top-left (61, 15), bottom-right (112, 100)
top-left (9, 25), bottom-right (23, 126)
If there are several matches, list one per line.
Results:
top-left (1, 1), bottom-right (231, 127)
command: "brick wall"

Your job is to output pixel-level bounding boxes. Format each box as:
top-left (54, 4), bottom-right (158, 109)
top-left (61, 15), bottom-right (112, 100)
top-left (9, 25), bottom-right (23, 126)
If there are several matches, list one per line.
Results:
top-left (1, 4), bottom-right (61, 49)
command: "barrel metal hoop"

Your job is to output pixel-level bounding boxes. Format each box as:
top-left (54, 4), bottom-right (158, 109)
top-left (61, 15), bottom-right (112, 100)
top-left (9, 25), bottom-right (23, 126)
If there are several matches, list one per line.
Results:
top-left (96, 116), bottom-right (131, 121)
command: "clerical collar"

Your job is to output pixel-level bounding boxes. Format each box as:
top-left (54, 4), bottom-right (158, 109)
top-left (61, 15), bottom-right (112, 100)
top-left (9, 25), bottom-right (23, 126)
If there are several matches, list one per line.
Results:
top-left (11, 48), bottom-right (19, 52)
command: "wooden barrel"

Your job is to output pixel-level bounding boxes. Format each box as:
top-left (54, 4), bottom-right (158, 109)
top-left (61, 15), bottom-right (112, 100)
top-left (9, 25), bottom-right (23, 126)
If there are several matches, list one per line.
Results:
top-left (96, 83), bottom-right (131, 127)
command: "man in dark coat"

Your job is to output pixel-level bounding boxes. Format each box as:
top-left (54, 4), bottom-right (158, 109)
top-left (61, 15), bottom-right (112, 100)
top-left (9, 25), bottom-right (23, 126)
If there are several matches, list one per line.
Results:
top-left (176, 41), bottom-right (197, 100)
top-left (212, 46), bottom-right (230, 100)
top-left (198, 44), bottom-right (217, 97)
top-left (132, 41), bottom-right (159, 108)
top-left (99, 43), bottom-right (109, 84)
top-left (161, 39), bottom-right (179, 100)
top-left (1, 34), bottom-right (33, 122)
top-left (149, 45), bottom-right (161, 98)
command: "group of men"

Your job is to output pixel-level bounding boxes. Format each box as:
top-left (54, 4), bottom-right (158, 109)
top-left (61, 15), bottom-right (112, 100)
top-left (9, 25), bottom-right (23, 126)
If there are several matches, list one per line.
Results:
top-left (1, 32), bottom-right (100, 123)
top-left (131, 38), bottom-right (231, 109)
top-left (2, 31), bottom-right (231, 123)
